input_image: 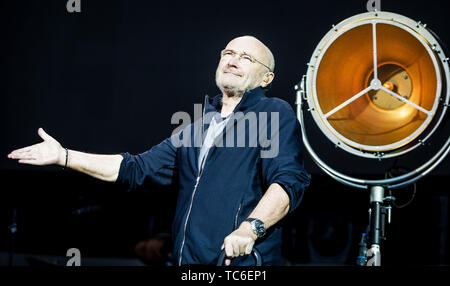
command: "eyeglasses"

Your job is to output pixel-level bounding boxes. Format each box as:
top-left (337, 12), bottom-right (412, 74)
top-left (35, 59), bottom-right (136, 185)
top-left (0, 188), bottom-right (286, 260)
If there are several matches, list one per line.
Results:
top-left (220, 49), bottom-right (272, 72)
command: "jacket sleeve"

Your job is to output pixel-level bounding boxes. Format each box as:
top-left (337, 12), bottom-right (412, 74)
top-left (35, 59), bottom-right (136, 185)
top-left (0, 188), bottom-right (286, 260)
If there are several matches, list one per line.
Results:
top-left (260, 100), bottom-right (311, 213)
top-left (115, 136), bottom-right (178, 191)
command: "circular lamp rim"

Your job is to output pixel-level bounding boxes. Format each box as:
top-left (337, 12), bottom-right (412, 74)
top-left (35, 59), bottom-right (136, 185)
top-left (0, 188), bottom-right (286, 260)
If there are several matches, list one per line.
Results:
top-left (305, 11), bottom-right (448, 159)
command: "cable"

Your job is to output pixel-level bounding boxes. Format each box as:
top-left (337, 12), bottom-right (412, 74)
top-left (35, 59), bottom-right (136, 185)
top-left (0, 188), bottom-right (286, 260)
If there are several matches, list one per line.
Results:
top-left (385, 167), bottom-right (417, 209)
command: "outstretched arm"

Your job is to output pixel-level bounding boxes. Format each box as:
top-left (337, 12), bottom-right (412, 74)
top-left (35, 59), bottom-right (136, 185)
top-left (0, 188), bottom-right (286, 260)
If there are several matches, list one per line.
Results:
top-left (7, 128), bottom-right (123, 182)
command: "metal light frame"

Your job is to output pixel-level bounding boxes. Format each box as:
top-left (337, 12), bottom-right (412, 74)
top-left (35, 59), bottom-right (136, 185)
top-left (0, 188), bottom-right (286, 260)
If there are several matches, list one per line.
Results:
top-left (303, 11), bottom-right (450, 160)
top-left (296, 9), bottom-right (450, 267)
top-left (297, 11), bottom-right (450, 190)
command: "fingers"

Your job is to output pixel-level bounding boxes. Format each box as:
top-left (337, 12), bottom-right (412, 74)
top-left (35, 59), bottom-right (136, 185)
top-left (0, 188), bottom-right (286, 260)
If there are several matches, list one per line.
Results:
top-left (232, 242), bottom-right (240, 257)
top-left (14, 149), bottom-right (40, 164)
top-left (225, 258), bottom-right (231, 266)
top-left (15, 152), bottom-right (35, 160)
top-left (8, 148), bottom-right (35, 160)
top-left (9, 128), bottom-right (54, 158)
top-left (224, 238), bottom-right (240, 258)
top-left (18, 159), bottom-right (38, 165)
top-left (220, 243), bottom-right (231, 266)
top-left (8, 128), bottom-right (51, 159)
top-left (8, 145), bottom-right (43, 165)
top-left (224, 238), bottom-right (243, 258)
top-left (245, 243), bottom-right (253, 255)
top-left (239, 243), bottom-right (249, 256)
top-left (38, 127), bottom-right (53, 141)
top-left (224, 241), bottom-right (234, 259)
top-left (8, 146), bottom-right (34, 158)
top-left (222, 233), bottom-right (255, 266)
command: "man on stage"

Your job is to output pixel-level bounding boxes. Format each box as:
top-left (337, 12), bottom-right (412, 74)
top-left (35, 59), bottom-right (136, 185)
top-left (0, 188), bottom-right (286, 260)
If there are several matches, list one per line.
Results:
top-left (8, 35), bottom-right (310, 266)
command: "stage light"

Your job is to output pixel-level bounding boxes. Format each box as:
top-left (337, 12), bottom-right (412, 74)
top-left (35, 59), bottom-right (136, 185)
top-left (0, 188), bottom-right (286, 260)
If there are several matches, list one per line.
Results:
top-left (296, 11), bottom-right (450, 266)
top-left (302, 11), bottom-right (448, 158)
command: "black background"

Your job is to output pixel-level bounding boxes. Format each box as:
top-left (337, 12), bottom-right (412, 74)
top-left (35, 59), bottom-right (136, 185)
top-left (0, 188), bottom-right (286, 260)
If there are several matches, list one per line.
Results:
top-left (0, 0), bottom-right (449, 266)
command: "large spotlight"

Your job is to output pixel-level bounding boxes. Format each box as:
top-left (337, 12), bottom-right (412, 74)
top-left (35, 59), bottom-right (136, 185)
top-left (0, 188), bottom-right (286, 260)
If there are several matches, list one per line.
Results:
top-left (296, 11), bottom-right (450, 266)
top-left (303, 11), bottom-right (448, 158)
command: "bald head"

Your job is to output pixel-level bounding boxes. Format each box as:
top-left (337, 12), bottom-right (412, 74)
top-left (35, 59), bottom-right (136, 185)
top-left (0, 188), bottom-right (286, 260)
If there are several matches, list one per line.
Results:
top-left (227, 36), bottom-right (275, 72)
top-left (215, 36), bottom-right (276, 96)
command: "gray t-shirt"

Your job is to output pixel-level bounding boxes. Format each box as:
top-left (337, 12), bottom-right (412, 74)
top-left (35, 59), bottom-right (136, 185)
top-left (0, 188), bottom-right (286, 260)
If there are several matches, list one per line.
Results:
top-left (198, 114), bottom-right (230, 173)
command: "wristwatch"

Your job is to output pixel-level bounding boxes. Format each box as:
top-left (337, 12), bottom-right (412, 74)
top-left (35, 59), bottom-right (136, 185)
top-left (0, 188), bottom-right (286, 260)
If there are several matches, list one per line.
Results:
top-left (244, 218), bottom-right (266, 238)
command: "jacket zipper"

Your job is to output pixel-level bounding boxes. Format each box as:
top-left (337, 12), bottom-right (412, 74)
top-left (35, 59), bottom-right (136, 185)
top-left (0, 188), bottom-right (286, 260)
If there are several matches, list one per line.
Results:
top-left (234, 203), bottom-right (242, 229)
top-left (178, 97), bottom-right (207, 266)
top-left (178, 175), bottom-right (201, 265)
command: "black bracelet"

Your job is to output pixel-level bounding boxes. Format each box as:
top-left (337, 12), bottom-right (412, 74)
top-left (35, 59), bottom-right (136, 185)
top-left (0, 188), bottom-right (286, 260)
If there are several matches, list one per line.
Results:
top-left (63, 148), bottom-right (68, 170)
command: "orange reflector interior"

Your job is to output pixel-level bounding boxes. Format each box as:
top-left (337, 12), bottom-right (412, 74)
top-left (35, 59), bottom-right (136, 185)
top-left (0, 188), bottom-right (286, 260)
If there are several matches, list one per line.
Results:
top-left (315, 23), bottom-right (438, 149)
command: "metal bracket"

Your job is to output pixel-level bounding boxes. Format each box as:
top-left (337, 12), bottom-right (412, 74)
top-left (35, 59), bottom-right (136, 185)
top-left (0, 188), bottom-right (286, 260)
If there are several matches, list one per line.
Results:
top-left (416, 21), bottom-right (427, 28)
top-left (374, 152), bottom-right (385, 161)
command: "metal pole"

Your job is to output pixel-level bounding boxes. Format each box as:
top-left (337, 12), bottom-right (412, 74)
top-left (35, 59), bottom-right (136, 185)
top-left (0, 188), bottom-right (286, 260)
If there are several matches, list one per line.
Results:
top-left (367, 186), bottom-right (384, 266)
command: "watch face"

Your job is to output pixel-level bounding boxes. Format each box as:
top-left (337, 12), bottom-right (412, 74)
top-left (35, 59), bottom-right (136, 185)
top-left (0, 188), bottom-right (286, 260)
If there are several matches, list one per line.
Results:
top-left (253, 220), bottom-right (266, 237)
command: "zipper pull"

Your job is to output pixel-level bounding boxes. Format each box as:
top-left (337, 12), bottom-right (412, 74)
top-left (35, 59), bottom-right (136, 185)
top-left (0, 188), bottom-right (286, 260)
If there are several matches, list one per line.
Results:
top-left (194, 176), bottom-right (200, 187)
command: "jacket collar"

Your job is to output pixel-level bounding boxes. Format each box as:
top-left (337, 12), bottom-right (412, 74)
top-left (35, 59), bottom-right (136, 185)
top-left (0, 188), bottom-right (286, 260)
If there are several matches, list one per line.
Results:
top-left (205, 87), bottom-right (266, 114)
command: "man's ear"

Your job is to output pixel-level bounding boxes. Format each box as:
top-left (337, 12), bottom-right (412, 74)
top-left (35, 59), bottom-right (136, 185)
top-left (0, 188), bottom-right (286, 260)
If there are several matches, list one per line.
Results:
top-left (261, 72), bottom-right (275, 88)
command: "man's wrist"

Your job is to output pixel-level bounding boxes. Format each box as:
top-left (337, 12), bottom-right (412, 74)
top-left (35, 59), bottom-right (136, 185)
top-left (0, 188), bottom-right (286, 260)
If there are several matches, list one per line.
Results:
top-left (58, 147), bottom-right (68, 167)
top-left (240, 221), bottom-right (258, 240)
top-left (244, 218), bottom-right (266, 239)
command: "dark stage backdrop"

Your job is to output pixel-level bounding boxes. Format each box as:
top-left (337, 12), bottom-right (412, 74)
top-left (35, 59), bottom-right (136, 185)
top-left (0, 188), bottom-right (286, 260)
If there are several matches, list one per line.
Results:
top-left (1, 0), bottom-right (450, 175)
top-left (0, 0), bottom-right (449, 266)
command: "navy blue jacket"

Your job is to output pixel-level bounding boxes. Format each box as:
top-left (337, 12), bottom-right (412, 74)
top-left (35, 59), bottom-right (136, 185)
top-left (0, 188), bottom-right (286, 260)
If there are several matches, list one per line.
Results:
top-left (115, 87), bottom-right (310, 265)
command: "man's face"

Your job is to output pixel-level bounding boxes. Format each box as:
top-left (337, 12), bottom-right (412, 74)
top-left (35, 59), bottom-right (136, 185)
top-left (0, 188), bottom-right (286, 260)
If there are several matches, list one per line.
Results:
top-left (215, 37), bottom-right (272, 95)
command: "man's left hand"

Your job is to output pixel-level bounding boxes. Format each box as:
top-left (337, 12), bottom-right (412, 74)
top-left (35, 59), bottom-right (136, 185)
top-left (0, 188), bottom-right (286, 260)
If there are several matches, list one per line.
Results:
top-left (221, 221), bottom-right (257, 266)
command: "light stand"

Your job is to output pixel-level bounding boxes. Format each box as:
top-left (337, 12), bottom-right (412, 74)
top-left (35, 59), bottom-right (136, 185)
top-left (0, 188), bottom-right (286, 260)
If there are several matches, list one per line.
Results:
top-left (295, 76), bottom-right (450, 266)
top-left (367, 186), bottom-right (384, 266)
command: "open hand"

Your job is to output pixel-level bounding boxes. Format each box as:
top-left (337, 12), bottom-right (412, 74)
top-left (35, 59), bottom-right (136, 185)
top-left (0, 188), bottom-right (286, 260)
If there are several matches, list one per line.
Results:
top-left (7, 128), bottom-right (65, 166)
